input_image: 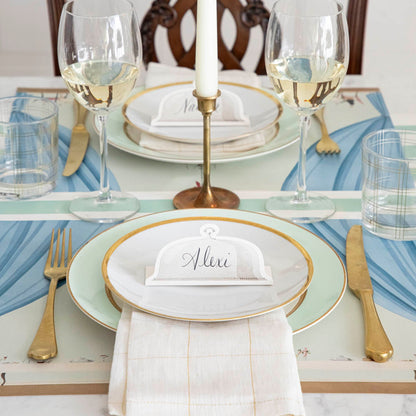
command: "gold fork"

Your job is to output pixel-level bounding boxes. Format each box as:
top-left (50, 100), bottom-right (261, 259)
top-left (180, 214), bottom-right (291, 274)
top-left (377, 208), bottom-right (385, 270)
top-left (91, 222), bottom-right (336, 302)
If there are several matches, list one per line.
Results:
top-left (315, 108), bottom-right (340, 154)
top-left (27, 229), bottom-right (72, 361)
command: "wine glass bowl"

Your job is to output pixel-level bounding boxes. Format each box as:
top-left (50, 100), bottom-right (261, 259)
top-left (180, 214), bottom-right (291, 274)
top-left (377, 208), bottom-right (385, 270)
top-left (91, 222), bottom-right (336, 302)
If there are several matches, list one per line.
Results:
top-left (58, 0), bottom-right (142, 223)
top-left (265, 0), bottom-right (349, 223)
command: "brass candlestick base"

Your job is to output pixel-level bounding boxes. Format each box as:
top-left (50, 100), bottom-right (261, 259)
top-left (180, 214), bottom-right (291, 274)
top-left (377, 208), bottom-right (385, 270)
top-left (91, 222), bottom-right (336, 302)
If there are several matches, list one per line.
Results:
top-left (173, 90), bottom-right (240, 210)
top-left (174, 186), bottom-right (240, 209)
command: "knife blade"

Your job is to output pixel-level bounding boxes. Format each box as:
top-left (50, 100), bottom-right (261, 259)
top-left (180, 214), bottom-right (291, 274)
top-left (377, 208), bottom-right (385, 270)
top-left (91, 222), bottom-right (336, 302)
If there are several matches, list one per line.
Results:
top-left (346, 225), bottom-right (393, 363)
top-left (62, 100), bottom-right (89, 176)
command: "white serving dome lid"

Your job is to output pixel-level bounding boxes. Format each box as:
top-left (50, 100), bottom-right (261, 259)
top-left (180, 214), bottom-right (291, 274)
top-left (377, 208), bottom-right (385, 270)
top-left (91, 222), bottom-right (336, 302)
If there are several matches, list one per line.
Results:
top-left (146, 224), bottom-right (272, 286)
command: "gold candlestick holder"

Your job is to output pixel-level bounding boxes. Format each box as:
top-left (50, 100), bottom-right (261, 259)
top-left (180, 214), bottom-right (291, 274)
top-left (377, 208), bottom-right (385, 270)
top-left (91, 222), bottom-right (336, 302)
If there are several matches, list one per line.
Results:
top-left (173, 90), bottom-right (240, 209)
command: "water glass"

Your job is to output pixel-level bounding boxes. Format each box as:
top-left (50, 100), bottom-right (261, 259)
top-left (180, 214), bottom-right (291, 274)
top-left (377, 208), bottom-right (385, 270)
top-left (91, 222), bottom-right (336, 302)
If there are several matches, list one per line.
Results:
top-left (362, 129), bottom-right (416, 240)
top-left (0, 96), bottom-right (58, 199)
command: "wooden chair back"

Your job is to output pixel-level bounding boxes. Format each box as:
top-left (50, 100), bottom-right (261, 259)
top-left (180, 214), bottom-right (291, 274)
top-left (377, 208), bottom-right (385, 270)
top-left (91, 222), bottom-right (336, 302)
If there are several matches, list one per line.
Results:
top-left (47, 0), bottom-right (368, 76)
top-left (141, 0), bottom-right (269, 74)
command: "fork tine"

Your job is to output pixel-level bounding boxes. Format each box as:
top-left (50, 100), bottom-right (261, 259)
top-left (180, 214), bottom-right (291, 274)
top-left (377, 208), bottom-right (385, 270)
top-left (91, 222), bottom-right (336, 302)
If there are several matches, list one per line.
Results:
top-left (45, 229), bottom-right (55, 272)
top-left (53, 229), bottom-right (61, 268)
top-left (60, 229), bottom-right (66, 268)
top-left (67, 229), bottom-right (73, 263)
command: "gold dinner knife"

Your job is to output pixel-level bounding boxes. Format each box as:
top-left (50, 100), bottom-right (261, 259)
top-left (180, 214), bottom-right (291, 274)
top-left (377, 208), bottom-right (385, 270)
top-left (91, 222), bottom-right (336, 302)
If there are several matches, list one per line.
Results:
top-left (62, 100), bottom-right (89, 176)
top-left (346, 225), bottom-right (394, 363)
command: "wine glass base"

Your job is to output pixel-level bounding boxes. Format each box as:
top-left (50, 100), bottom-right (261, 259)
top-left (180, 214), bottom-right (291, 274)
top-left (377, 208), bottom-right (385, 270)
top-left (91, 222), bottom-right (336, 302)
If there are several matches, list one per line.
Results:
top-left (69, 191), bottom-right (140, 223)
top-left (266, 193), bottom-right (335, 224)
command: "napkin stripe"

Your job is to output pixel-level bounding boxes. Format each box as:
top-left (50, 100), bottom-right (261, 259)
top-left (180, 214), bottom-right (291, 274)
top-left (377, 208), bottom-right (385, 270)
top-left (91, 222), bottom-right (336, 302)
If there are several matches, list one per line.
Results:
top-left (247, 319), bottom-right (257, 416)
top-left (187, 321), bottom-right (191, 416)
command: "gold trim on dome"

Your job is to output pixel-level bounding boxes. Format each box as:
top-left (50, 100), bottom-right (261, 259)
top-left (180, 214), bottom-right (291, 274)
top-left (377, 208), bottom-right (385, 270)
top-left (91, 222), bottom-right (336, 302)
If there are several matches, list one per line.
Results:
top-left (122, 81), bottom-right (283, 144)
top-left (101, 216), bottom-right (314, 322)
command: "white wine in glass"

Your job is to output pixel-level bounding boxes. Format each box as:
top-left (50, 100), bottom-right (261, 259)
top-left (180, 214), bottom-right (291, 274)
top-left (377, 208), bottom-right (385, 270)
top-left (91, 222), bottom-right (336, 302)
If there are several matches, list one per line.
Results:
top-left (58, 0), bottom-right (142, 223)
top-left (265, 0), bottom-right (349, 223)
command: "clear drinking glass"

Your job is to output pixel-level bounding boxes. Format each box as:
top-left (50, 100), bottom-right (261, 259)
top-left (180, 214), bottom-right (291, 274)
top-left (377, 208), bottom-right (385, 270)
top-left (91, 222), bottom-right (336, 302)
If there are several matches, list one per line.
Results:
top-left (362, 129), bottom-right (416, 240)
top-left (0, 96), bottom-right (58, 199)
top-left (57, 0), bottom-right (142, 223)
top-left (265, 0), bottom-right (349, 223)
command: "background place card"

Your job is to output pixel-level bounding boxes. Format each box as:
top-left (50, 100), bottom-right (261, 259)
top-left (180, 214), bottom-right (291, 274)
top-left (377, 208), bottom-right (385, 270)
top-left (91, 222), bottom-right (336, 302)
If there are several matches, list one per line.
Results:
top-left (150, 88), bottom-right (250, 127)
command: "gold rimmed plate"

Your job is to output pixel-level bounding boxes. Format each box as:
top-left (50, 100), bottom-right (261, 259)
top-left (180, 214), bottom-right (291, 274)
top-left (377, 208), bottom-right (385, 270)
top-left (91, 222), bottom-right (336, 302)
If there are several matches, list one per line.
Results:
top-left (102, 217), bottom-right (313, 322)
top-left (66, 209), bottom-right (346, 331)
top-left (122, 82), bottom-right (283, 144)
top-left (102, 85), bottom-right (299, 164)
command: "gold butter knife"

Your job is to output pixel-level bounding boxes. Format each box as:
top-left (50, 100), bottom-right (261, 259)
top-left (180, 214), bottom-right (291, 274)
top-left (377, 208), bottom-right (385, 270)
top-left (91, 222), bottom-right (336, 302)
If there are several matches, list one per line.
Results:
top-left (346, 225), bottom-right (393, 363)
top-left (62, 100), bottom-right (89, 176)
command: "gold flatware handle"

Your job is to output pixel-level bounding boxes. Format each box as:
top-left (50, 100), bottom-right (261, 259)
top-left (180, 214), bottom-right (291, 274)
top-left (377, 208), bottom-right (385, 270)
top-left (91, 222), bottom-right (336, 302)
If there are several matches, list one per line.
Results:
top-left (62, 100), bottom-right (90, 177)
top-left (356, 289), bottom-right (394, 363)
top-left (314, 108), bottom-right (329, 136)
top-left (27, 278), bottom-right (59, 361)
top-left (74, 99), bottom-right (88, 125)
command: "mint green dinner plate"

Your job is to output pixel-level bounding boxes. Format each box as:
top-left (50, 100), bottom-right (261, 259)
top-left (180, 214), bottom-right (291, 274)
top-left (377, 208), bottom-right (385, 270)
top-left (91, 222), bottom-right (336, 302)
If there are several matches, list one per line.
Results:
top-left (67, 209), bottom-right (346, 333)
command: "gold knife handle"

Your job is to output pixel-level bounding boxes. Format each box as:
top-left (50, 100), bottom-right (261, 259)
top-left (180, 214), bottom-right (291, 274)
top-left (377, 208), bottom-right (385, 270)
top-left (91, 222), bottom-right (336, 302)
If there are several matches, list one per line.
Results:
top-left (75, 100), bottom-right (88, 125)
top-left (359, 289), bottom-right (394, 363)
top-left (27, 278), bottom-right (58, 361)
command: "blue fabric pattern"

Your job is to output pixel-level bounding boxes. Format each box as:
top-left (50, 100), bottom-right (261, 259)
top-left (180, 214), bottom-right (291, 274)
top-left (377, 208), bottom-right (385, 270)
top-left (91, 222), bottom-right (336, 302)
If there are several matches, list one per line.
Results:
top-left (0, 221), bottom-right (111, 316)
top-left (303, 220), bottom-right (416, 322)
top-left (282, 92), bottom-right (395, 191)
top-left (0, 95), bottom-right (120, 316)
top-left (56, 125), bottom-right (119, 192)
top-left (281, 92), bottom-right (416, 321)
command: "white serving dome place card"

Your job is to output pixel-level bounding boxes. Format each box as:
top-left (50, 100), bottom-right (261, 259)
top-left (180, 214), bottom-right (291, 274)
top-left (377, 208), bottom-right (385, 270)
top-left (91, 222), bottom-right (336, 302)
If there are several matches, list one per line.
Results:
top-left (146, 224), bottom-right (272, 286)
top-left (150, 87), bottom-right (250, 127)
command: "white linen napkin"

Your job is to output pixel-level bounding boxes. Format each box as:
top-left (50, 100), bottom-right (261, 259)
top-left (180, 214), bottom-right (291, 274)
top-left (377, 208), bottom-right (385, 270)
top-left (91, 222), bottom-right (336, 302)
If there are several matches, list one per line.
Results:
top-left (108, 305), bottom-right (305, 416)
top-left (124, 122), bottom-right (275, 155)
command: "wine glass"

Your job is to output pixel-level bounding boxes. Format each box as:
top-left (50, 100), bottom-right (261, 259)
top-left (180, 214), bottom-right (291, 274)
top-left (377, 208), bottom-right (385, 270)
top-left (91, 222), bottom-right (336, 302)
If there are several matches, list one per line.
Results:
top-left (265, 0), bottom-right (349, 223)
top-left (57, 0), bottom-right (142, 223)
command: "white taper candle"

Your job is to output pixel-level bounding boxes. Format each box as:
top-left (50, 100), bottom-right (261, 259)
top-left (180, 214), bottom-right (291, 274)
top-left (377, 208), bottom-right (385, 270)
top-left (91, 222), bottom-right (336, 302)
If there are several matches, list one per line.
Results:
top-left (195, 0), bottom-right (218, 97)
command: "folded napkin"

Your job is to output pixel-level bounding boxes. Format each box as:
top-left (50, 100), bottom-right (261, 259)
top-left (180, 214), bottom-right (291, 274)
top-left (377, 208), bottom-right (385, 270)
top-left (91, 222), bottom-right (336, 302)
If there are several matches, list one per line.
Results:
top-left (145, 62), bottom-right (262, 90)
top-left (109, 306), bottom-right (305, 416)
top-left (125, 123), bottom-right (274, 155)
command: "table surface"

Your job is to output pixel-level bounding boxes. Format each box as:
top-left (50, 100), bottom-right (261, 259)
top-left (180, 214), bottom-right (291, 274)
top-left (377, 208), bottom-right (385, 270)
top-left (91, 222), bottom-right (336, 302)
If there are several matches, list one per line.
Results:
top-left (0, 76), bottom-right (415, 415)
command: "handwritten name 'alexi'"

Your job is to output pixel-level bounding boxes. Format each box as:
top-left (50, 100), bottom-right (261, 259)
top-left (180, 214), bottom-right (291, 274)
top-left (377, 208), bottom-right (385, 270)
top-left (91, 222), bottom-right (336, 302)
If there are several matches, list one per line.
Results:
top-left (182, 246), bottom-right (231, 271)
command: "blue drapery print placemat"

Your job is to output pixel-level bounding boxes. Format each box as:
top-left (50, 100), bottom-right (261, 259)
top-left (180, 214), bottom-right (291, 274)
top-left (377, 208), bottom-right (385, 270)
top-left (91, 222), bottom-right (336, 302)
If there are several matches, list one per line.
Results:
top-left (56, 125), bottom-right (119, 192)
top-left (0, 221), bottom-right (111, 316)
top-left (282, 92), bottom-right (394, 191)
top-left (281, 91), bottom-right (416, 321)
top-left (0, 93), bottom-right (119, 316)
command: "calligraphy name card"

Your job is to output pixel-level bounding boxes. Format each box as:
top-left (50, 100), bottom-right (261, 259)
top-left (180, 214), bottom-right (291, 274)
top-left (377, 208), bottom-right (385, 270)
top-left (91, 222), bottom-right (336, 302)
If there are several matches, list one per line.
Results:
top-left (145, 224), bottom-right (272, 286)
top-left (150, 88), bottom-right (250, 127)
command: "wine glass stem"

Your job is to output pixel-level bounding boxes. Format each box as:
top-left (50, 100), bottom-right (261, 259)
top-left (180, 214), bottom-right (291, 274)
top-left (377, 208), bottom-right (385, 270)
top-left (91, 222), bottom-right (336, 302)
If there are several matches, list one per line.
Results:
top-left (97, 114), bottom-right (111, 201)
top-left (295, 114), bottom-right (311, 203)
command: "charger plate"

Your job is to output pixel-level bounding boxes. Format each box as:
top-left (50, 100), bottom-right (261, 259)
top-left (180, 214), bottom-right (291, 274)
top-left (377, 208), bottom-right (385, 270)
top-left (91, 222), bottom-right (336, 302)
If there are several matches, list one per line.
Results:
top-left (102, 217), bottom-right (313, 321)
top-left (122, 82), bottom-right (282, 144)
top-left (67, 209), bottom-right (346, 332)
top-left (105, 88), bottom-right (299, 164)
